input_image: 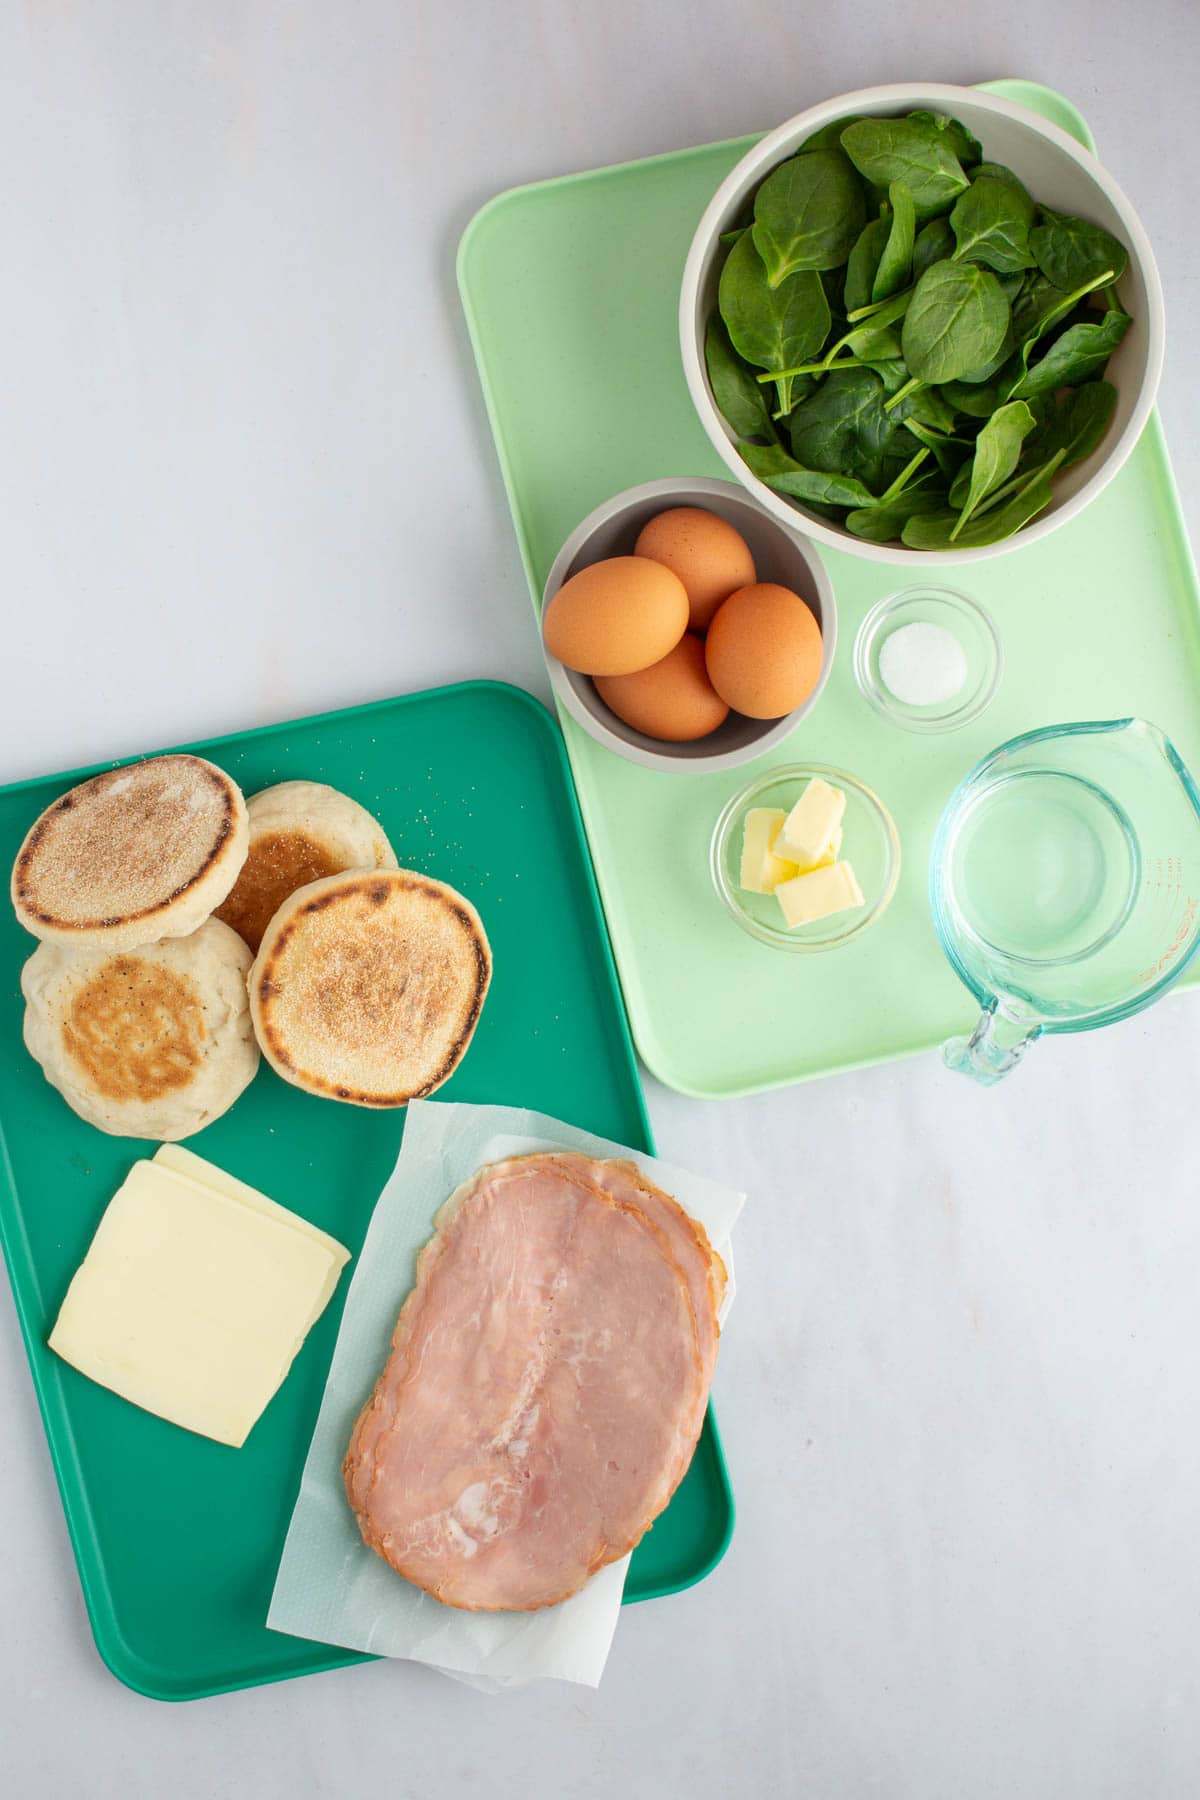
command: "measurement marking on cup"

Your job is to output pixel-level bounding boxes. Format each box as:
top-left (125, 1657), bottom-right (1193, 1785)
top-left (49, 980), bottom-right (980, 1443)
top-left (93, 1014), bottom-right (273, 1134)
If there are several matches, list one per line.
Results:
top-left (1135, 893), bottom-right (1199, 983)
top-left (1145, 855), bottom-right (1184, 895)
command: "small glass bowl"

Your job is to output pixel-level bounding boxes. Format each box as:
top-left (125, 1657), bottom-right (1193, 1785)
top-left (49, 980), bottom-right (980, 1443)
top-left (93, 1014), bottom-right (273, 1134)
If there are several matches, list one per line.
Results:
top-left (853, 586), bottom-right (1002, 734)
top-left (711, 763), bottom-right (901, 953)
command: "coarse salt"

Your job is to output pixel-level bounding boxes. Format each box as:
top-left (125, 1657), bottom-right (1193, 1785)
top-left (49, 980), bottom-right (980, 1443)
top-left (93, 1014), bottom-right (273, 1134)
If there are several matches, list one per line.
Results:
top-left (878, 621), bottom-right (967, 708)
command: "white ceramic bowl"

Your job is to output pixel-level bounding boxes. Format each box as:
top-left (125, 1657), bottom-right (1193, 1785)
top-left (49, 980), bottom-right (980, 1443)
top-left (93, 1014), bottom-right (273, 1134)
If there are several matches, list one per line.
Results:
top-left (541, 477), bottom-right (836, 774)
top-left (680, 83), bottom-right (1165, 566)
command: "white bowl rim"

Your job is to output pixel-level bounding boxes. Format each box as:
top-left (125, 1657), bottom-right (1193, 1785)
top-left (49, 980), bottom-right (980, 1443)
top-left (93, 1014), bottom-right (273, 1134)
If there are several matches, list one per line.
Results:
top-left (541, 475), bottom-right (838, 775)
top-left (679, 81), bottom-right (1166, 567)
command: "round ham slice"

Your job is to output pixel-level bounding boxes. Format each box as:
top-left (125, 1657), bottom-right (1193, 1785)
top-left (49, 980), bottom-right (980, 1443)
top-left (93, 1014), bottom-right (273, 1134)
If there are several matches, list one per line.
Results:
top-left (343, 1153), bottom-right (711, 1611)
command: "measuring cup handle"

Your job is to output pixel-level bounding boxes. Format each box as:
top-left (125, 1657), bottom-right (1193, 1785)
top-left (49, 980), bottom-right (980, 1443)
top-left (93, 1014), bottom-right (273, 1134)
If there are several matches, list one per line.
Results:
top-left (942, 1003), bottom-right (1040, 1086)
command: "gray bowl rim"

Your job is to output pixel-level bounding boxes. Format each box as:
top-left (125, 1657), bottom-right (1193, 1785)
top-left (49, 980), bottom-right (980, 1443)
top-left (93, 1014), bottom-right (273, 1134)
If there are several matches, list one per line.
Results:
top-left (540, 475), bottom-right (838, 775)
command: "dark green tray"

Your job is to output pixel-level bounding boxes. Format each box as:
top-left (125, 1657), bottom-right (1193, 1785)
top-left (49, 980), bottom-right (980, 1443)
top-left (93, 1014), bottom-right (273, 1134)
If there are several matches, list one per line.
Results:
top-left (0, 682), bottom-right (733, 1700)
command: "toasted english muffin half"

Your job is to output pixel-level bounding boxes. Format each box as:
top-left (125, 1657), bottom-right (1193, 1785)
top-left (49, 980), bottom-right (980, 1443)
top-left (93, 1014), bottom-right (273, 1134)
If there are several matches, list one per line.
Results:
top-left (21, 919), bottom-right (259, 1140)
top-left (11, 754), bottom-right (248, 952)
top-left (216, 780), bottom-right (398, 953)
top-left (249, 869), bottom-right (491, 1107)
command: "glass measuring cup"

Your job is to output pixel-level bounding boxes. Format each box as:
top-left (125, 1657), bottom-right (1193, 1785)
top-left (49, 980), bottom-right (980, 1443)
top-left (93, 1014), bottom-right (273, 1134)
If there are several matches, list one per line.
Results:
top-left (930, 719), bottom-right (1200, 1083)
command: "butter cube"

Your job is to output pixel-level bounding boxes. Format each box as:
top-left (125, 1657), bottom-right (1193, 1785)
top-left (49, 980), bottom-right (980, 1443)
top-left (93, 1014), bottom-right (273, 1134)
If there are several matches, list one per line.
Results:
top-left (777, 778), bottom-right (847, 867)
top-left (739, 808), bottom-right (799, 894)
top-left (775, 859), bottom-right (865, 928)
top-left (793, 823), bottom-right (843, 875)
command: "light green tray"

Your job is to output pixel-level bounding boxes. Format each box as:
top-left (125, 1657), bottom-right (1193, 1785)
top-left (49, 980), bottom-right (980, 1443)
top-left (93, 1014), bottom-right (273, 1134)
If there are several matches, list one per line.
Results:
top-left (0, 684), bottom-right (733, 1700)
top-left (459, 82), bottom-right (1200, 1097)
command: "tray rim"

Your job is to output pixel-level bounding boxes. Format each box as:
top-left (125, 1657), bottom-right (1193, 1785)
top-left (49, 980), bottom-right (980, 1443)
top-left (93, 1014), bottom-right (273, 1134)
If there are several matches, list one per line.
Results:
top-left (0, 678), bottom-right (734, 1700)
top-left (457, 83), bottom-right (1200, 1100)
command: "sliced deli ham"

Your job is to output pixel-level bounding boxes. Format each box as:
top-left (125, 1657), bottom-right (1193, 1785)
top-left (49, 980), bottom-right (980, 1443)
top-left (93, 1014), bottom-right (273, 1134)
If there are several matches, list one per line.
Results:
top-left (569, 1156), bottom-right (726, 1383)
top-left (343, 1153), bottom-right (719, 1611)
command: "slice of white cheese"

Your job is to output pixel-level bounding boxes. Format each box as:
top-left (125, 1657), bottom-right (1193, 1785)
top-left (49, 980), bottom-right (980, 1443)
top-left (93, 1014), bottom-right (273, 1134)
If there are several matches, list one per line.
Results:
top-left (152, 1146), bottom-right (349, 1335)
top-left (49, 1161), bottom-right (350, 1448)
top-left (777, 778), bottom-right (847, 867)
top-left (153, 1144), bottom-right (348, 1264)
top-left (775, 859), bottom-right (865, 928)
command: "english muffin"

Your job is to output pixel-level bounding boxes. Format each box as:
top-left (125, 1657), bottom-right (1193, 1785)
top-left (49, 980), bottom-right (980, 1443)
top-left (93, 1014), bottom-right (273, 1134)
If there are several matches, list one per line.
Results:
top-left (249, 869), bottom-right (491, 1107)
top-left (216, 780), bottom-right (398, 952)
top-left (12, 755), bottom-right (248, 952)
top-left (22, 919), bottom-right (259, 1140)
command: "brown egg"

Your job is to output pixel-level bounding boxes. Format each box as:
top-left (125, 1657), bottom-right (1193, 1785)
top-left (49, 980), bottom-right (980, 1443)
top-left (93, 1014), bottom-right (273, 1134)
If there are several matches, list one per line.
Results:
top-left (634, 508), bottom-right (757, 633)
top-left (543, 556), bottom-right (689, 676)
top-left (595, 634), bottom-right (730, 742)
top-left (705, 583), bottom-right (823, 720)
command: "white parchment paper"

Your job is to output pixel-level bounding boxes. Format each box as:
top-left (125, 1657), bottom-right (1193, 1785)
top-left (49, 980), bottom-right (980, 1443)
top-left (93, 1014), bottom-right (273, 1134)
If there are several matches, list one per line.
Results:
top-left (266, 1099), bottom-right (744, 1690)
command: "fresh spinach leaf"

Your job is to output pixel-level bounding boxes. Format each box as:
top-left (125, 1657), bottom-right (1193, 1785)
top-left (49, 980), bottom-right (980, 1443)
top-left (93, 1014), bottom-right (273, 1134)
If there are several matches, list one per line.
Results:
top-left (840, 117), bottom-right (970, 214)
top-left (845, 487), bottom-right (947, 541)
top-left (1032, 379), bottom-right (1118, 468)
top-left (899, 259), bottom-right (1010, 385)
top-left (762, 319), bottom-right (905, 383)
top-left (972, 162), bottom-right (1035, 205)
top-left (902, 384), bottom-right (962, 432)
top-left (902, 449), bottom-right (1066, 547)
top-left (877, 445), bottom-right (932, 503)
top-left (948, 462), bottom-right (971, 508)
top-left (1009, 267), bottom-right (1117, 370)
top-left (752, 149), bottom-right (867, 283)
top-left (949, 173), bottom-right (1035, 273)
top-left (872, 181), bottom-right (916, 301)
top-left (907, 110), bottom-right (983, 167)
top-left (822, 263), bottom-right (847, 318)
top-left (1031, 206), bottom-right (1129, 292)
top-left (913, 216), bottom-right (955, 280)
top-left (871, 355), bottom-right (914, 392)
top-left (950, 399), bottom-right (1038, 537)
top-left (774, 286), bottom-right (912, 377)
top-left (785, 365), bottom-right (903, 487)
top-left (958, 322), bottom-right (1019, 385)
top-left (941, 376), bottom-right (1007, 417)
top-left (739, 439), bottom-right (879, 508)
top-left (719, 228), bottom-right (832, 405)
top-left (844, 215), bottom-right (891, 314)
top-left (799, 114), bottom-right (867, 153)
top-left (902, 416), bottom-right (971, 478)
top-left (753, 281), bottom-right (912, 380)
top-left (705, 315), bottom-right (778, 442)
top-left (1011, 309), bottom-right (1131, 397)
top-left (838, 322), bottom-right (904, 364)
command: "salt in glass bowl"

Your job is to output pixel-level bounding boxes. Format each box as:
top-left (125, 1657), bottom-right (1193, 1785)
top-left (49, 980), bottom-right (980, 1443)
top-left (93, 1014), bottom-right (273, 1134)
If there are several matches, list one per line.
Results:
top-left (853, 587), bottom-right (1002, 734)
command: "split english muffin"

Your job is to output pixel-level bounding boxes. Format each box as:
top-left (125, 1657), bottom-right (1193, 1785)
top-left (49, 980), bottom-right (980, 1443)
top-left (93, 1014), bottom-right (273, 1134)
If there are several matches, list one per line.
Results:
top-left (21, 918), bottom-right (259, 1140)
top-left (11, 755), bottom-right (248, 953)
top-left (249, 869), bottom-right (491, 1107)
top-left (216, 779), bottom-right (398, 952)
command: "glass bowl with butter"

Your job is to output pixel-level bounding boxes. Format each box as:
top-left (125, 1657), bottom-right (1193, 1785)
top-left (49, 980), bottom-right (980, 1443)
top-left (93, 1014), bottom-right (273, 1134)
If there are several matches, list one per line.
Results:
top-left (711, 763), bottom-right (900, 952)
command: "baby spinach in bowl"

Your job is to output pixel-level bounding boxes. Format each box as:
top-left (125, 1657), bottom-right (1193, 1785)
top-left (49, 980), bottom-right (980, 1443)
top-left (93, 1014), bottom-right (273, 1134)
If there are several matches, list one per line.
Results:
top-left (681, 84), bottom-right (1164, 564)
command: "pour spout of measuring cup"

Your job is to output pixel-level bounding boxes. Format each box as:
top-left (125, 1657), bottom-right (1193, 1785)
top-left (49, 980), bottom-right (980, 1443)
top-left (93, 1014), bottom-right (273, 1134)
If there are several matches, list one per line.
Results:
top-left (942, 1002), bottom-right (1042, 1086)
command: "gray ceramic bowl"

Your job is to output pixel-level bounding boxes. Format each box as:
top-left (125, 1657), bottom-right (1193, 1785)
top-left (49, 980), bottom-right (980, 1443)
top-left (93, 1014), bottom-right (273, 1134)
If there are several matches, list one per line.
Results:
top-left (540, 477), bottom-right (837, 774)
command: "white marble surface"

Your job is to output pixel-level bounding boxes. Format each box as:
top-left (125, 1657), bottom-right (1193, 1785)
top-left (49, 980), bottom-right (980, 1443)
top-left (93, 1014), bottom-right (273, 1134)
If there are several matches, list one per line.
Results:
top-left (3, 5), bottom-right (1199, 1796)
